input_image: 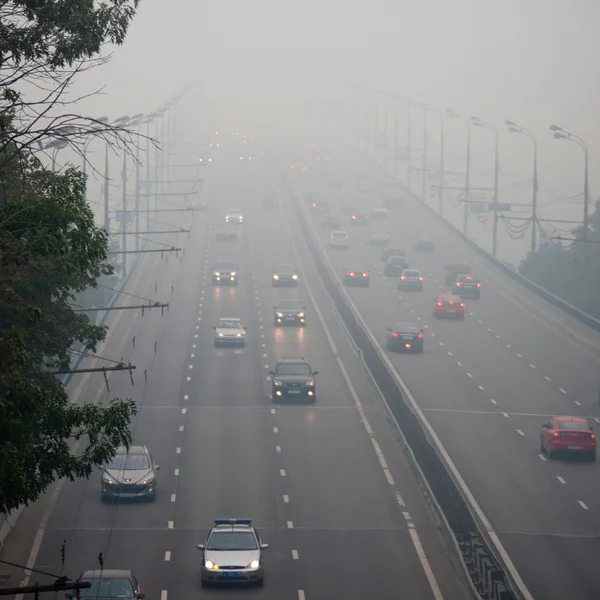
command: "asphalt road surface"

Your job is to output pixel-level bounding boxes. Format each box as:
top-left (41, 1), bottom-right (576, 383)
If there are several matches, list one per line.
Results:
top-left (1, 140), bottom-right (474, 600)
top-left (290, 146), bottom-right (600, 600)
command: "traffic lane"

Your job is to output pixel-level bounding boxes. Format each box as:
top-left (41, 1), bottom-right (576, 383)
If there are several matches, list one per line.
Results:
top-left (292, 529), bottom-right (437, 600)
top-left (387, 195), bottom-right (600, 399)
top-left (498, 529), bottom-right (599, 600)
top-left (25, 529), bottom-right (169, 598)
top-left (170, 529), bottom-right (300, 600)
top-left (423, 409), bottom-right (598, 537)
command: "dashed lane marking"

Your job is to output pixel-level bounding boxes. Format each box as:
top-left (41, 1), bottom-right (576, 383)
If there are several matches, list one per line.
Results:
top-left (287, 521), bottom-right (294, 529)
top-left (560, 388), bottom-right (567, 394)
top-left (283, 495), bottom-right (289, 503)
top-left (276, 446), bottom-right (281, 452)
top-left (537, 453), bottom-right (547, 461)
top-left (174, 469), bottom-right (179, 476)
top-left (557, 477), bottom-right (566, 484)
top-left (176, 448), bottom-right (181, 454)
top-left (181, 408), bottom-right (187, 414)
top-left (578, 501), bottom-right (589, 510)
top-left (292, 549), bottom-right (299, 560)
top-left (466, 373), bottom-right (473, 378)
top-left (280, 469), bottom-right (286, 477)
top-left (179, 426), bottom-right (184, 432)
top-left (170, 494), bottom-right (176, 502)
top-left (168, 521), bottom-right (174, 529)
top-left (516, 430), bottom-right (525, 436)
top-left (273, 427), bottom-right (278, 433)
top-left (165, 551), bottom-right (171, 561)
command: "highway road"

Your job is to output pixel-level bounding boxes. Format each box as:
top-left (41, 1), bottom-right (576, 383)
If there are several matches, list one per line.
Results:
top-left (1, 138), bottom-right (474, 600)
top-left (289, 144), bottom-right (600, 600)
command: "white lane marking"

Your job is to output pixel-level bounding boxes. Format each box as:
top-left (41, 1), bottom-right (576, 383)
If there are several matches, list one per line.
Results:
top-left (263, 353), bottom-right (267, 358)
top-left (544, 376), bottom-right (551, 381)
top-left (466, 373), bottom-right (473, 378)
top-left (557, 476), bottom-right (566, 484)
top-left (292, 549), bottom-right (299, 560)
top-left (298, 591), bottom-right (306, 600)
top-left (276, 445), bottom-right (281, 452)
top-left (490, 399), bottom-right (497, 405)
top-left (287, 520), bottom-right (294, 529)
top-left (516, 430), bottom-right (525, 436)
top-left (183, 395), bottom-right (189, 401)
top-left (371, 438), bottom-right (389, 469)
top-left (506, 344), bottom-right (511, 348)
top-left (384, 469), bottom-right (395, 485)
top-left (165, 551), bottom-right (171, 561)
top-left (176, 447), bottom-right (181, 454)
top-left (174, 469), bottom-right (179, 476)
top-left (179, 425), bottom-right (184, 432)
top-left (456, 361), bottom-right (462, 367)
top-left (594, 418), bottom-right (600, 424)
top-left (283, 495), bottom-right (289, 503)
top-left (447, 351), bottom-right (453, 356)
top-left (170, 494), bottom-right (176, 502)
top-left (503, 412), bottom-right (509, 417)
top-left (430, 332), bottom-right (436, 337)
top-left (486, 327), bottom-right (492, 332)
top-left (181, 408), bottom-right (187, 414)
top-left (529, 364), bottom-right (535, 369)
top-left (273, 427), bottom-right (278, 433)
top-left (168, 521), bottom-right (174, 529)
top-left (396, 491), bottom-right (406, 507)
top-left (438, 341), bottom-right (444, 347)
top-left (537, 453), bottom-right (547, 461)
top-left (161, 591), bottom-right (168, 600)
top-left (516, 353), bottom-right (522, 358)
top-left (186, 376), bottom-right (191, 381)
top-left (192, 344), bottom-right (196, 348)
top-left (264, 364), bottom-right (269, 368)
top-left (477, 319), bottom-right (483, 324)
top-left (559, 388), bottom-right (567, 394)
top-left (495, 335), bottom-right (500, 339)
top-left (280, 469), bottom-right (286, 477)
top-left (194, 334), bottom-right (198, 338)
top-left (478, 385), bottom-right (484, 390)
top-left (578, 501), bottom-right (589, 510)
top-left (188, 364), bottom-right (193, 369)
top-left (575, 401), bottom-right (582, 406)
top-left (407, 527), bottom-right (445, 600)
top-left (191, 353), bottom-right (195, 358)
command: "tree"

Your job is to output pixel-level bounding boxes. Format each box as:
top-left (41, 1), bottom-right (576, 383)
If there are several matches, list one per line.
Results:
top-left (520, 201), bottom-right (600, 319)
top-left (0, 1), bottom-right (142, 515)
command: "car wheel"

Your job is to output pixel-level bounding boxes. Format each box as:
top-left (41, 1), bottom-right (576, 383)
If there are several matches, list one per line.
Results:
top-left (589, 452), bottom-right (596, 462)
top-left (547, 444), bottom-right (554, 459)
top-left (459, 314), bottom-right (465, 320)
top-left (540, 436), bottom-right (545, 453)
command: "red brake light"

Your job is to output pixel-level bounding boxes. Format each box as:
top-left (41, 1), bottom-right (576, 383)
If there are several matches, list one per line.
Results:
top-left (349, 272), bottom-right (355, 276)
top-left (417, 333), bottom-right (423, 339)
top-left (352, 215), bottom-right (357, 219)
top-left (461, 303), bottom-right (465, 308)
top-left (401, 276), bottom-right (406, 280)
top-left (553, 431), bottom-right (559, 437)
top-left (362, 273), bottom-right (368, 277)
top-left (313, 203), bottom-right (317, 207)
top-left (592, 433), bottom-right (597, 439)
top-left (290, 165), bottom-right (295, 170)
top-left (419, 276), bottom-right (424, 281)
top-left (437, 302), bottom-right (443, 306)
top-left (477, 283), bottom-right (481, 287)
top-left (392, 332), bottom-right (399, 338)
top-left (456, 282), bottom-right (461, 286)
top-left (450, 301), bottom-right (454, 304)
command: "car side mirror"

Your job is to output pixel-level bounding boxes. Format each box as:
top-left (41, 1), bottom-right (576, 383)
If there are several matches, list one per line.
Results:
top-left (269, 370), bottom-right (275, 376)
top-left (136, 594), bottom-right (145, 599)
top-left (260, 543), bottom-right (269, 550)
top-left (312, 371), bottom-right (319, 376)
top-left (197, 544), bottom-right (205, 550)
top-left (155, 464), bottom-right (160, 471)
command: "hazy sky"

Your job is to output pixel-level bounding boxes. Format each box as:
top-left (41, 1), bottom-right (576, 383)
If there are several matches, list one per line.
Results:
top-left (72, 0), bottom-right (599, 240)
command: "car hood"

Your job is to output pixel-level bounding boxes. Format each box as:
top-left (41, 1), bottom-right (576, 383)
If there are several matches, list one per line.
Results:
top-left (204, 549), bottom-right (259, 567)
top-left (273, 272), bottom-right (295, 278)
top-left (216, 328), bottom-right (244, 336)
top-left (275, 308), bottom-right (302, 314)
top-left (104, 468), bottom-right (153, 484)
top-left (274, 375), bottom-right (310, 383)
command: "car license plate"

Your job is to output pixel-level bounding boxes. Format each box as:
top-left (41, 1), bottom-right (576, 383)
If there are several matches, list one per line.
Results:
top-left (446, 310), bottom-right (455, 313)
top-left (222, 571), bottom-right (243, 578)
top-left (401, 336), bottom-right (413, 340)
top-left (568, 445), bottom-right (583, 450)
top-left (288, 390), bottom-right (301, 394)
top-left (286, 317), bottom-right (295, 321)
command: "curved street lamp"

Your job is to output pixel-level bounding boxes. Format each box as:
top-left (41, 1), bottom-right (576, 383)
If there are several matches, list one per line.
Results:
top-left (549, 124), bottom-right (589, 241)
top-left (82, 116), bottom-right (109, 201)
top-left (446, 109), bottom-right (471, 236)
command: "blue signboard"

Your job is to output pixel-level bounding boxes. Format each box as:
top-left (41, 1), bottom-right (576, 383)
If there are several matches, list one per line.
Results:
top-left (488, 203), bottom-right (512, 212)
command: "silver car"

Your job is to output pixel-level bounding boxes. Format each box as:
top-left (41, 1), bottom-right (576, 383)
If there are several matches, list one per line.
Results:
top-left (328, 230), bottom-right (350, 249)
top-left (198, 519), bottom-right (268, 587)
top-left (213, 318), bottom-right (247, 347)
top-left (101, 446), bottom-right (159, 502)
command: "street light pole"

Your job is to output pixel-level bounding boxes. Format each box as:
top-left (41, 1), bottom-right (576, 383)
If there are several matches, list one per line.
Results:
top-left (506, 120), bottom-right (538, 253)
top-left (392, 94), bottom-right (399, 179)
top-left (472, 117), bottom-right (500, 257)
top-left (439, 112), bottom-right (445, 217)
top-left (406, 100), bottom-right (412, 190)
top-left (421, 104), bottom-right (428, 205)
top-left (447, 109), bottom-right (471, 236)
top-left (82, 116), bottom-right (109, 202)
top-left (549, 125), bottom-right (589, 242)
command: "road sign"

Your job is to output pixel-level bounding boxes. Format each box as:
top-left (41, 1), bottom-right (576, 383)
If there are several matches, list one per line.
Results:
top-left (470, 203), bottom-right (488, 213)
top-left (488, 203), bottom-right (511, 212)
top-left (115, 212), bottom-right (133, 223)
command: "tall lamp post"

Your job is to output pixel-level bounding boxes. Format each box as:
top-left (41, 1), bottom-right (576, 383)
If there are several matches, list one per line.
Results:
top-left (418, 102), bottom-right (431, 205)
top-left (472, 117), bottom-right (500, 257)
top-left (82, 116), bottom-right (109, 202)
top-left (104, 114), bottom-right (130, 233)
top-left (506, 120), bottom-right (538, 253)
top-left (46, 138), bottom-right (69, 171)
top-left (446, 109), bottom-right (472, 236)
top-left (438, 110), bottom-right (445, 217)
top-left (549, 125), bottom-right (589, 241)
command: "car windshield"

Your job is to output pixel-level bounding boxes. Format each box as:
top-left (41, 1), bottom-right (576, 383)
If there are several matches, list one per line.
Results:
top-left (458, 275), bottom-right (476, 282)
top-left (79, 579), bottom-right (134, 599)
top-left (108, 454), bottom-right (150, 471)
top-left (227, 209), bottom-right (241, 213)
top-left (207, 531), bottom-right (258, 551)
top-left (278, 301), bottom-right (302, 310)
top-left (217, 320), bottom-right (241, 329)
top-left (332, 233), bottom-right (347, 239)
top-left (396, 325), bottom-right (418, 333)
top-left (274, 266), bottom-right (294, 273)
top-left (558, 421), bottom-right (589, 431)
top-left (214, 262), bottom-right (235, 270)
top-left (276, 363), bottom-right (311, 376)
top-left (404, 270), bottom-right (420, 277)
top-left (390, 257), bottom-right (406, 264)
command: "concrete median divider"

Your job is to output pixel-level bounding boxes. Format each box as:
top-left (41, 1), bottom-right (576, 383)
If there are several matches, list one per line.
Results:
top-left (279, 164), bottom-right (531, 600)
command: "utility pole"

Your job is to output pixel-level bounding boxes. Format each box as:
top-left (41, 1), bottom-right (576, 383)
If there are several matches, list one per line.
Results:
top-left (439, 112), bottom-right (445, 217)
top-left (421, 104), bottom-right (428, 205)
top-left (406, 101), bottom-right (412, 190)
top-left (393, 96), bottom-right (399, 179)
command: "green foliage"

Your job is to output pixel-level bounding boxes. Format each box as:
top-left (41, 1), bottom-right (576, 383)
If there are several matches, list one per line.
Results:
top-left (520, 201), bottom-right (600, 319)
top-left (0, 165), bottom-right (137, 516)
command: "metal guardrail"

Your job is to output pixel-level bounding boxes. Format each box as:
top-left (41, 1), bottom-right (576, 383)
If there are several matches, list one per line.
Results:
top-left (281, 171), bottom-right (524, 600)
top-left (362, 152), bottom-right (600, 333)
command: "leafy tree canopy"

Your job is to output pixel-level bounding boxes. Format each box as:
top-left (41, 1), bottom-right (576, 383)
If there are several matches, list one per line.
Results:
top-left (520, 201), bottom-right (600, 319)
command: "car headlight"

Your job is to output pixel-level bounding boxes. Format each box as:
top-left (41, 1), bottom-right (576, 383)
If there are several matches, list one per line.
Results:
top-left (218, 333), bottom-right (224, 337)
top-left (273, 274), bottom-right (279, 280)
top-left (277, 312), bottom-right (284, 317)
top-left (306, 379), bottom-right (315, 386)
top-left (292, 274), bottom-right (298, 280)
top-left (273, 380), bottom-right (282, 386)
top-left (249, 560), bottom-right (259, 569)
top-left (214, 272), bottom-right (220, 276)
top-left (142, 476), bottom-right (155, 485)
top-left (297, 312), bottom-right (304, 318)
top-left (102, 474), bottom-right (113, 483)
top-left (205, 560), bottom-right (215, 569)
top-left (230, 271), bottom-right (237, 276)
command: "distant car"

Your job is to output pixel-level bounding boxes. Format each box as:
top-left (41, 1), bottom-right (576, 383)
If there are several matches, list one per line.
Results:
top-left (69, 570), bottom-right (144, 600)
top-left (382, 247), bottom-right (407, 262)
top-left (328, 230), bottom-right (350, 249)
top-left (453, 274), bottom-right (481, 298)
top-left (370, 206), bottom-right (388, 219)
top-left (444, 262), bottom-right (471, 285)
top-left (350, 212), bottom-right (369, 226)
top-left (397, 269), bottom-right (424, 291)
top-left (271, 265), bottom-right (299, 286)
top-left (310, 200), bottom-right (329, 214)
top-left (212, 260), bottom-right (238, 285)
top-left (290, 163), bottom-right (308, 171)
top-left (215, 227), bottom-right (237, 241)
top-left (213, 317), bottom-right (247, 346)
top-left (101, 446), bottom-right (159, 502)
top-left (386, 323), bottom-right (424, 353)
top-left (198, 519), bottom-right (268, 587)
top-left (541, 417), bottom-right (596, 461)
top-left (433, 294), bottom-right (465, 319)
top-left (273, 299), bottom-right (306, 326)
top-left (321, 215), bottom-right (340, 229)
top-left (270, 358), bottom-right (318, 403)
top-left (384, 255), bottom-right (409, 276)
top-left (225, 208), bottom-right (243, 224)
top-left (370, 232), bottom-right (391, 246)
top-left (414, 237), bottom-right (434, 252)
top-left (343, 269), bottom-right (370, 287)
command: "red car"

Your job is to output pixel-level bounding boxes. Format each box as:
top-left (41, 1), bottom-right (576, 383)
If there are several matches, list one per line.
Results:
top-left (433, 294), bottom-right (465, 319)
top-left (541, 417), bottom-right (596, 461)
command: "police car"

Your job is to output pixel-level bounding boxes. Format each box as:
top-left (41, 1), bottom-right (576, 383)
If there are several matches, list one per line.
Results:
top-left (197, 519), bottom-right (268, 587)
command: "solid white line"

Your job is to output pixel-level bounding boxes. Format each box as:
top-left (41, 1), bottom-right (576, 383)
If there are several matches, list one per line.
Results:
top-left (165, 551), bottom-right (171, 561)
top-left (537, 453), bottom-right (547, 461)
top-left (170, 494), bottom-right (176, 503)
top-left (292, 549), bottom-right (299, 560)
top-left (516, 430), bottom-right (525, 436)
top-left (407, 528), bottom-right (445, 600)
top-left (280, 469), bottom-right (286, 477)
top-left (287, 520), bottom-right (294, 529)
top-left (161, 591), bottom-right (168, 600)
top-left (283, 495), bottom-right (289, 503)
top-left (578, 501), bottom-right (589, 510)
top-left (557, 476), bottom-right (566, 484)
top-left (384, 469), bottom-right (395, 485)
top-left (371, 438), bottom-right (389, 469)
top-left (298, 591), bottom-right (306, 600)
top-left (560, 388), bottom-right (567, 394)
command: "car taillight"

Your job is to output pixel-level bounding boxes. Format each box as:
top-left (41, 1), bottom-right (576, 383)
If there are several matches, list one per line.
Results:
top-left (349, 272), bottom-right (355, 276)
top-left (417, 333), bottom-right (423, 339)
top-left (401, 276), bottom-right (406, 280)
top-left (419, 276), bottom-right (424, 281)
top-left (456, 282), bottom-right (461, 286)
top-left (477, 283), bottom-right (482, 287)
top-left (313, 203), bottom-right (316, 207)
top-left (461, 303), bottom-right (465, 307)
top-left (553, 431), bottom-right (560, 437)
top-left (450, 301), bottom-right (454, 304)
top-left (362, 273), bottom-right (368, 277)
top-left (393, 332), bottom-right (399, 338)
top-left (352, 215), bottom-right (357, 219)
top-left (437, 302), bottom-right (443, 306)
top-left (587, 433), bottom-right (596, 440)
top-left (290, 165), bottom-right (295, 170)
